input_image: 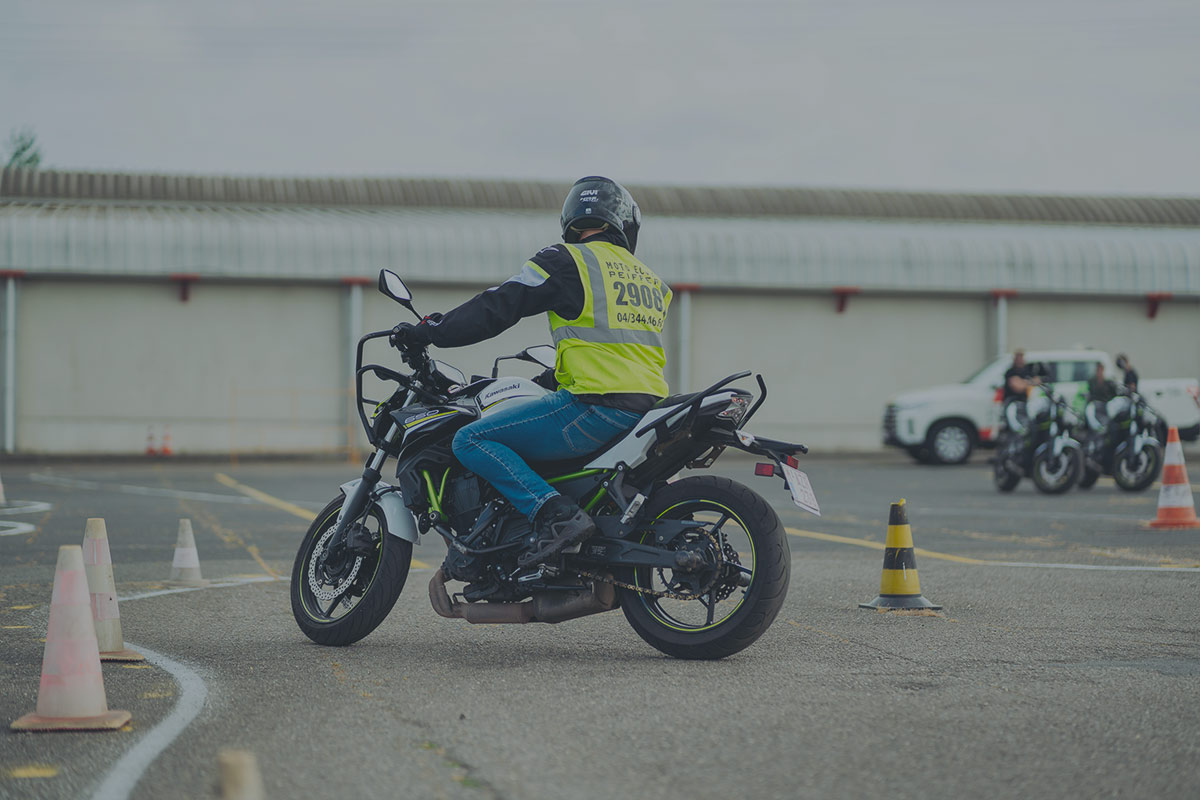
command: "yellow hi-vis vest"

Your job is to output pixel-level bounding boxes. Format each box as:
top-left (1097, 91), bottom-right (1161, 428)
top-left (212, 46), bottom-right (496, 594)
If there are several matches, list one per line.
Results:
top-left (545, 241), bottom-right (672, 398)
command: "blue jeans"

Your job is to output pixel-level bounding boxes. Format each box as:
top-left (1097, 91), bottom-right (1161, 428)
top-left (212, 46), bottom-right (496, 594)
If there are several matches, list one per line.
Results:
top-left (452, 390), bottom-right (643, 520)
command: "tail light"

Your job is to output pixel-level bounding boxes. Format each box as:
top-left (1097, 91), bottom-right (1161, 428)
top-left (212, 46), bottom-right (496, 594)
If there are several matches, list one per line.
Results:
top-left (717, 395), bottom-right (750, 424)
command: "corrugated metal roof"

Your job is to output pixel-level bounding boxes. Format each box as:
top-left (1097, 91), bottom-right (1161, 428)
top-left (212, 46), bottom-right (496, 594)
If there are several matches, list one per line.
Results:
top-left (4, 200), bottom-right (1199, 297)
top-left (3, 167), bottom-right (1199, 228)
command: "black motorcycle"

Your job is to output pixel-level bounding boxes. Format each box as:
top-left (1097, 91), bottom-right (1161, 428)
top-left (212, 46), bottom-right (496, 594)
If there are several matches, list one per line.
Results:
top-left (993, 383), bottom-right (1083, 494)
top-left (290, 270), bottom-right (818, 660)
top-left (1076, 392), bottom-right (1165, 491)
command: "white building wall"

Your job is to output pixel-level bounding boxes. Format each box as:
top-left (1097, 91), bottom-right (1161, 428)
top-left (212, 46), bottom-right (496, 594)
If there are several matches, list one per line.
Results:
top-left (687, 292), bottom-right (990, 449)
top-left (1006, 296), bottom-right (1200, 384)
top-left (7, 277), bottom-right (1200, 455)
top-left (16, 280), bottom-right (344, 454)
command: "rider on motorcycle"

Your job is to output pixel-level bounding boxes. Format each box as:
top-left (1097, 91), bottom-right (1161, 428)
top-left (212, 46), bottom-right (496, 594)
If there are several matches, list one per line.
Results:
top-left (1083, 362), bottom-right (1122, 431)
top-left (390, 176), bottom-right (672, 567)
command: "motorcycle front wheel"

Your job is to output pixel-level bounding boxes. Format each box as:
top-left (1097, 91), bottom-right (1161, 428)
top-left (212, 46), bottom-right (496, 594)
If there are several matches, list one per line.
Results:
top-left (1032, 445), bottom-right (1083, 494)
top-left (618, 475), bottom-right (790, 660)
top-left (1113, 441), bottom-right (1164, 492)
top-left (291, 495), bottom-right (413, 646)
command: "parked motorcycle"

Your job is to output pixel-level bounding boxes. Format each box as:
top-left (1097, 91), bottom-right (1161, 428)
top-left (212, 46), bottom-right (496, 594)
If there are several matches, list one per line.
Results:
top-left (290, 270), bottom-right (818, 660)
top-left (993, 383), bottom-right (1083, 494)
top-left (1075, 392), bottom-right (1165, 491)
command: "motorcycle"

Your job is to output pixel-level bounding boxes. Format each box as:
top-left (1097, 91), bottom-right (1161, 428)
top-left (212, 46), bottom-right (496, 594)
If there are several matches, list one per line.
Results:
top-left (993, 383), bottom-right (1083, 494)
top-left (290, 269), bottom-right (818, 660)
top-left (1075, 391), bottom-right (1165, 491)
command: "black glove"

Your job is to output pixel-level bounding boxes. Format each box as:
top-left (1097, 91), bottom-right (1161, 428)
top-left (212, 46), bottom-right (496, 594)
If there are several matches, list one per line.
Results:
top-left (390, 322), bottom-right (432, 349)
top-left (532, 367), bottom-right (558, 391)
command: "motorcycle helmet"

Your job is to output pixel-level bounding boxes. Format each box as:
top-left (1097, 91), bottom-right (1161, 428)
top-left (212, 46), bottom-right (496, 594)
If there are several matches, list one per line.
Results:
top-left (560, 176), bottom-right (641, 253)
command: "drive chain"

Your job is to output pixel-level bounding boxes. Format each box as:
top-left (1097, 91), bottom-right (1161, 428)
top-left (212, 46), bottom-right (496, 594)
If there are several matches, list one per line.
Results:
top-left (575, 530), bottom-right (726, 601)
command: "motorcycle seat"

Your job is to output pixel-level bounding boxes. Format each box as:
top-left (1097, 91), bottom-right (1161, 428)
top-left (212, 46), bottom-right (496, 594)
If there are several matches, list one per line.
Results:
top-left (652, 391), bottom-right (703, 410)
top-left (527, 429), bottom-right (632, 477)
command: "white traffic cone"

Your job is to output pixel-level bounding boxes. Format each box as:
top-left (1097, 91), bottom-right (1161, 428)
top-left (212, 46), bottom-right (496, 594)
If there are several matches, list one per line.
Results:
top-left (1147, 427), bottom-right (1200, 529)
top-left (167, 519), bottom-right (209, 587)
top-left (11, 545), bottom-right (132, 731)
top-left (82, 518), bottom-right (144, 661)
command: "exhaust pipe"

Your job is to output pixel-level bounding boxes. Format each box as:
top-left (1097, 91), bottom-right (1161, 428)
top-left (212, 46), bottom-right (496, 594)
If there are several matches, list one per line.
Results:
top-left (428, 569), bottom-right (617, 624)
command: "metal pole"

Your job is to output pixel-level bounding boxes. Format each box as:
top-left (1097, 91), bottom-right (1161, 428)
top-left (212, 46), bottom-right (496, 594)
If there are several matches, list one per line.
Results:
top-left (4, 275), bottom-right (16, 453)
top-left (347, 282), bottom-right (364, 454)
top-left (676, 287), bottom-right (692, 393)
top-left (995, 294), bottom-right (1008, 359)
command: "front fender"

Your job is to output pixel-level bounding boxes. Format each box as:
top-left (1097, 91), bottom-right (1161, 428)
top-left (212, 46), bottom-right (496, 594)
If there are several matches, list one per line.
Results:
top-left (338, 479), bottom-right (420, 544)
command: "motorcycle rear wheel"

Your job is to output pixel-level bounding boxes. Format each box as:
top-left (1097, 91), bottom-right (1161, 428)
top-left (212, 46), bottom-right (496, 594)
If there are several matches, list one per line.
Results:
top-left (291, 495), bottom-right (413, 646)
top-left (618, 476), bottom-right (790, 660)
top-left (1078, 468), bottom-right (1100, 489)
top-left (993, 460), bottom-right (1020, 492)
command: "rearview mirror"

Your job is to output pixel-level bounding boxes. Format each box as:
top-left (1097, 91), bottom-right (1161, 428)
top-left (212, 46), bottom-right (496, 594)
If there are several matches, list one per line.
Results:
top-left (378, 270), bottom-right (413, 304)
top-left (524, 345), bottom-right (556, 369)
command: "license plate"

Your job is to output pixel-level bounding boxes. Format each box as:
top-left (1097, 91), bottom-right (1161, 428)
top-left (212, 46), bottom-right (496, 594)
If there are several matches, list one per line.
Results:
top-left (781, 463), bottom-right (820, 516)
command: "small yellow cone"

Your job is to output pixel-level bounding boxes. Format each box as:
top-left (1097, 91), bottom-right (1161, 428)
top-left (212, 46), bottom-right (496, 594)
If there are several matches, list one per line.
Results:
top-left (167, 519), bottom-right (209, 587)
top-left (82, 519), bottom-right (144, 662)
top-left (859, 499), bottom-right (941, 611)
top-left (219, 749), bottom-right (266, 800)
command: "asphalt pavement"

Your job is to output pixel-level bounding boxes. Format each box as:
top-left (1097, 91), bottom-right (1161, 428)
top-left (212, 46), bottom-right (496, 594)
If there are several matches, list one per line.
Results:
top-left (2, 452), bottom-right (1199, 799)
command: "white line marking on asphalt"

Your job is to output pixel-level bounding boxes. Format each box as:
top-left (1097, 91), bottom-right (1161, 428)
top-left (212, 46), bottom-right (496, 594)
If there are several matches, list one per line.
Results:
top-left (0, 500), bottom-right (54, 515)
top-left (88, 643), bottom-right (208, 800)
top-left (30, 473), bottom-right (258, 504)
top-left (833, 502), bottom-right (1148, 524)
top-left (990, 561), bottom-right (1200, 573)
top-left (0, 521), bottom-right (37, 537)
top-left (87, 576), bottom-right (278, 799)
top-left (120, 575), bottom-right (278, 602)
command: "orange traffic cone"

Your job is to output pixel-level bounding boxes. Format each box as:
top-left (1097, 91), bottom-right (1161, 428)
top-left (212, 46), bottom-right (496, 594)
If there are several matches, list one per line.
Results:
top-left (82, 519), bottom-right (144, 662)
top-left (860, 499), bottom-right (942, 610)
top-left (160, 425), bottom-right (174, 457)
top-left (11, 545), bottom-right (132, 731)
top-left (145, 425), bottom-right (159, 457)
top-left (1148, 427), bottom-right (1200, 529)
top-left (167, 519), bottom-right (209, 587)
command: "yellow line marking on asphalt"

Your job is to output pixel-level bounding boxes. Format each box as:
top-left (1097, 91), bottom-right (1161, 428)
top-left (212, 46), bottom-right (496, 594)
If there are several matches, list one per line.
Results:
top-left (786, 526), bottom-right (1200, 571)
top-left (1, 625), bottom-right (31, 629)
top-left (121, 664), bottom-right (152, 669)
top-left (5, 764), bottom-right (60, 779)
top-left (785, 527), bottom-right (989, 564)
top-left (214, 473), bottom-right (430, 569)
top-left (215, 473), bottom-right (316, 521)
top-left (9, 604), bottom-right (35, 610)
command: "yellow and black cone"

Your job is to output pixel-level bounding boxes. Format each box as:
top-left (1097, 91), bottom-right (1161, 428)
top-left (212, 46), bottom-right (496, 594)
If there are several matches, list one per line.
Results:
top-left (859, 499), bottom-right (942, 611)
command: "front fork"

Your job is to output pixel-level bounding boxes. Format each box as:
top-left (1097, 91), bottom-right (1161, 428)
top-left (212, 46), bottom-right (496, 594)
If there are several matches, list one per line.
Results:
top-left (327, 422), bottom-right (398, 553)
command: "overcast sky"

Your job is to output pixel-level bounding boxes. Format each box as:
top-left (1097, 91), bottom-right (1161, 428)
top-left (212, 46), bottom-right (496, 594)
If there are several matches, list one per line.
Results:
top-left (2, 0), bottom-right (1198, 195)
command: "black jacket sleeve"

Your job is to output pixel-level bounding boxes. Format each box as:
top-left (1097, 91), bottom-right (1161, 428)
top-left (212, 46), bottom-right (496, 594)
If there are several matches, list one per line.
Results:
top-left (419, 244), bottom-right (584, 348)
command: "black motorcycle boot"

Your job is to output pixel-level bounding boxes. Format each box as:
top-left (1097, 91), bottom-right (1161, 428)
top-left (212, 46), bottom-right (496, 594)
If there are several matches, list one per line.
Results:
top-left (517, 496), bottom-right (598, 568)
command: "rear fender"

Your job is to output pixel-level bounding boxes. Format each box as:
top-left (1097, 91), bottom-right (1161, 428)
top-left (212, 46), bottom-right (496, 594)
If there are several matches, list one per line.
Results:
top-left (338, 479), bottom-right (419, 544)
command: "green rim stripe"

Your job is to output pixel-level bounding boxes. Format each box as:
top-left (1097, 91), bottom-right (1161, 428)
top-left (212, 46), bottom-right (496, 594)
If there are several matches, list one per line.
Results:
top-left (635, 499), bottom-right (754, 633)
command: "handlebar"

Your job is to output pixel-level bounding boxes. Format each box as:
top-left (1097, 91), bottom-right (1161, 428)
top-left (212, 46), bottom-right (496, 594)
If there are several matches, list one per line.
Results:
top-left (354, 330), bottom-right (448, 445)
